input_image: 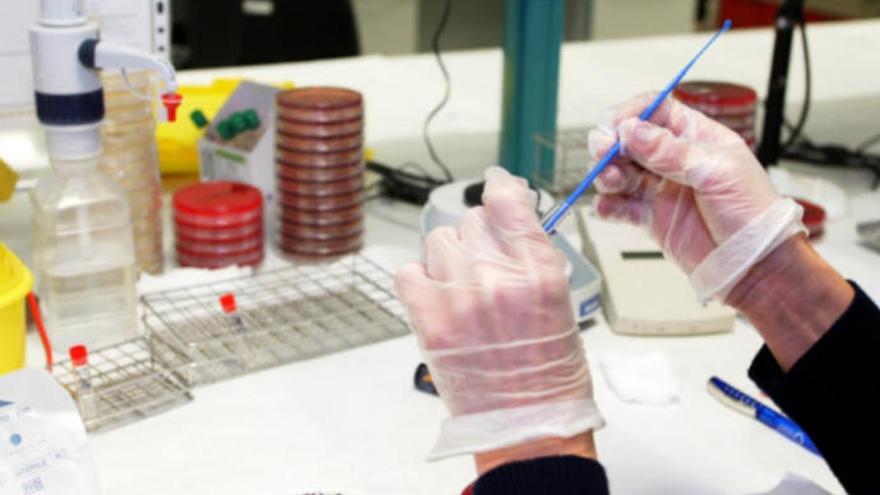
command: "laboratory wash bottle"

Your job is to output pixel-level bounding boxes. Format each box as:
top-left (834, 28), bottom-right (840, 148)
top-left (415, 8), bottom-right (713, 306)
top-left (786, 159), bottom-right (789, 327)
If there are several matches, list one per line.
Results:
top-left (30, 127), bottom-right (140, 358)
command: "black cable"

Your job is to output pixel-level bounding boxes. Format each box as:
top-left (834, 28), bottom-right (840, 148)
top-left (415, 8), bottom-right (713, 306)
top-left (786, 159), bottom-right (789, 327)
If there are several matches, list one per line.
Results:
top-left (782, 19), bottom-right (811, 151)
top-left (856, 133), bottom-right (880, 153)
top-left (776, 19), bottom-right (880, 188)
top-left (422, 0), bottom-right (454, 183)
top-left (366, 160), bottom-right (446, 205)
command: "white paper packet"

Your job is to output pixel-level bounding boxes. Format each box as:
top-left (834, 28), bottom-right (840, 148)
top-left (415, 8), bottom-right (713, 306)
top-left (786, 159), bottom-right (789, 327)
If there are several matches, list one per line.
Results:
top-left (0, 369), bottom-right (102, 495)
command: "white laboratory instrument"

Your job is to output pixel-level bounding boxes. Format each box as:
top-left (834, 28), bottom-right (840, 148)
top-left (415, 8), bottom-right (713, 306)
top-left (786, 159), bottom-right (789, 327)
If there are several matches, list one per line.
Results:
top-left (28, 0), bottom-right (180, 358)
top-left (420, 179), bottom-right (602, 323)
top-left (579, 210), bottom-right (735, 336)
top-left (0, 0), bottom-right (169, 116)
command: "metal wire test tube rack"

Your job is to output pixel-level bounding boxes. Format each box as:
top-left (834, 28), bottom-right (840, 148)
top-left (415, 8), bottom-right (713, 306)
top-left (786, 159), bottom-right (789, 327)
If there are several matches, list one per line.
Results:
top-left (142, 254), bottom-right (411, 386)
top-left (51, 336), bottom-right (194, 433)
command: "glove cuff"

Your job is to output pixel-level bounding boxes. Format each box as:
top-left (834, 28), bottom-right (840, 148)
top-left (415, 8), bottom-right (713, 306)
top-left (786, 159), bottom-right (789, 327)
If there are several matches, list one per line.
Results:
top-left (427, 399), bottom-right (604, 461)
top-left (689, 198), bottom-right (807, 303)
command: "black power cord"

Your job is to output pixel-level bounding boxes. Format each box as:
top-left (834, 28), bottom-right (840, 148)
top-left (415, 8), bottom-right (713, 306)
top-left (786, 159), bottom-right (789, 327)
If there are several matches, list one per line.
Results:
top-left (781, 18), bottom-right (811, 151)
top-left (368, 0), bottom-right (455, 206)
top-left (778, 19), bottom-right (880, 188)
top-left (366, 160), bottom-right (446, 205)
top-left (422, 0), bottom-right (455, 184)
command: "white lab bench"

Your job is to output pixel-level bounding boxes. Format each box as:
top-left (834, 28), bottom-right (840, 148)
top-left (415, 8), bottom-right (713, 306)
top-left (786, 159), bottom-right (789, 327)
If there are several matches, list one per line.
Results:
top-left (9, 19), bottom-right (880, 494)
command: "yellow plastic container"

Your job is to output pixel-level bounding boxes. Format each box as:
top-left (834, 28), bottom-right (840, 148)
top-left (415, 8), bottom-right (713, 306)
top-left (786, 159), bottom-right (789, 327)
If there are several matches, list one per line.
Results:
top-left (0, 243), bottom-right (32, 375)
top-left (156, 78), bottom-right (294, 175)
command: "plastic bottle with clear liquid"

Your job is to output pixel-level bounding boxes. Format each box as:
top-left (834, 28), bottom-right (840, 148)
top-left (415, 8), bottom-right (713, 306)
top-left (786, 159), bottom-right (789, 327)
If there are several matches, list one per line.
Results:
top-left (30, 131), bottom-right (140, 358)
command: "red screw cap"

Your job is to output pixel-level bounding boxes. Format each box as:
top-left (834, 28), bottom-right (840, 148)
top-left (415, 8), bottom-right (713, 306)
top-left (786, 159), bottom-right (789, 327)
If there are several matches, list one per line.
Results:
top-left (69, 345), bottom-right (89, 367)
top-left (219, 293), bottom-right (237, 314)
top-left (161, 92), bottom-right (183, 122)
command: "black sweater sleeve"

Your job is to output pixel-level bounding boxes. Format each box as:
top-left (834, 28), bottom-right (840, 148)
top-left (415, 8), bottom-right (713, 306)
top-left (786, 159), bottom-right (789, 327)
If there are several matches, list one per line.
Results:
top-left (474, 456), bottom-right (609, 495)
top-left (748, 283), bottom-right (880, 495)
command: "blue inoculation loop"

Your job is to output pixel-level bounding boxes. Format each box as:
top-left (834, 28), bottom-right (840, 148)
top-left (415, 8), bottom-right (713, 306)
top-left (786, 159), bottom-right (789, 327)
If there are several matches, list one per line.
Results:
top-left (541, 19), bottom-right (732, 235)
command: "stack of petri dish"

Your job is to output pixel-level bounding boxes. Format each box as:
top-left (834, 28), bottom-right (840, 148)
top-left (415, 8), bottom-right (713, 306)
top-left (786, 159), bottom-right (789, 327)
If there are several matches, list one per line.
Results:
top-left (274, 87), bottom-right (365, 261)
top-left (673, 81), bottom-right (758, 151)
top-left (173, 182), bottom-right (264, 269)
top-left (100, 70), bottom-right (164, 274)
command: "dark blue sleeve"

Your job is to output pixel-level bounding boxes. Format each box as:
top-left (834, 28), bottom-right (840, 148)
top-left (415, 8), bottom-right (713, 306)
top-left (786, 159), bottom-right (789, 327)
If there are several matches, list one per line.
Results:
top-left (749, 282), bottom-right (880, 495)
top-left (474, 456), bottom-right (609, 495)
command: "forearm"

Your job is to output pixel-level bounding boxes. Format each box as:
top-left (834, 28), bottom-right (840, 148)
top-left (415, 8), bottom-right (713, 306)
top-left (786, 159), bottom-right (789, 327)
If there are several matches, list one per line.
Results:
top-left (725, 235), bottom-right (854, 371)
top-left (747, 282), bottom-right (880, 493)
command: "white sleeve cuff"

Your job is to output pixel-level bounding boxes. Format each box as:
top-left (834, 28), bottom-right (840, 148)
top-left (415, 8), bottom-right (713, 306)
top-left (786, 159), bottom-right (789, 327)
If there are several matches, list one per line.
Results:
top-left (427, 399), bottom-right (604, 461)
top-left (689, 198), bottom-right (807, 303)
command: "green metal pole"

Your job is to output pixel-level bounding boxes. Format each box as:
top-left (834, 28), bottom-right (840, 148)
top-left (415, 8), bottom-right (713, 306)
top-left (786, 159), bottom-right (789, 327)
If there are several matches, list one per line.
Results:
top-left (499, 0), bottom-right (566, 182)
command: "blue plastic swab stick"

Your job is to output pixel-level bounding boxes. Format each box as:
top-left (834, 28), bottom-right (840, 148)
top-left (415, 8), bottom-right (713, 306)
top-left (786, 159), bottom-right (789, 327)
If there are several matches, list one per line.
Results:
top-left (541, 19), bottom-right (733, 234)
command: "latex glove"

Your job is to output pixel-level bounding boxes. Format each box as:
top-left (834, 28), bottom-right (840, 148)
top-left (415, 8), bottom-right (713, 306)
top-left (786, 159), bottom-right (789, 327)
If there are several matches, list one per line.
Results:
top-left (395, 167), bottom-right (602, 460)
top-left (588, 93), bottom-right (806, 302)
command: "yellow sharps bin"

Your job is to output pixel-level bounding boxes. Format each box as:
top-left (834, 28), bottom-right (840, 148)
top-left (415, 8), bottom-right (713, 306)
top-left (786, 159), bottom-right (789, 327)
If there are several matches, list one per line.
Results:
top-left (0, 243), bottom-right (32, 374)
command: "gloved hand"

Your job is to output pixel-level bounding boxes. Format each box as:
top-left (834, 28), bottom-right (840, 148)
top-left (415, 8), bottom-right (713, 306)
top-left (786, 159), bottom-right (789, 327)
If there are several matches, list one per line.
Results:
top-left (395, 167), bottom-right (602, 460)
top-left (588, 93), bottom-right (806, 302)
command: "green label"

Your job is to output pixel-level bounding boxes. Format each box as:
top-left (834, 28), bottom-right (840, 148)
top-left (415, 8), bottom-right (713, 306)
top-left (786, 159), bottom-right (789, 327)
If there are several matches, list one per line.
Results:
top-left (215, 149), bottom-right (246, 164)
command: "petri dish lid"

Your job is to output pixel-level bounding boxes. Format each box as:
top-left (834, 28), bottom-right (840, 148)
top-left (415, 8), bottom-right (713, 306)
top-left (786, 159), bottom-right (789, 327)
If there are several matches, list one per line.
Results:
top-left (276, 160), bottom-right (363, 182)
top-left (277, 203), bottom-right (363, 226)
top-left (176, 236), bottom-right (263, 256)
top-left (276, 146), bottom-right (362, 167)
top-left (173, 181), bottom-right (263, 217)
top-left (276, 132), bottom-right (363, 153)
top-left (673, 81), bottom-right (757, 108)
top-left (175, 219), bottom-right (263, 241)
top-left (277, 87), bottom-right (363, 110)
top-left (276, 117), bottom-right (363, 138)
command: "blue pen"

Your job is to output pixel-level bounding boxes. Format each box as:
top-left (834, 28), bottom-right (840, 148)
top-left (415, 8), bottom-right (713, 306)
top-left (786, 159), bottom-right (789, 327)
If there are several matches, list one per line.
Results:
top-left (707, 376), bottom-right (821, 457)
top-left (541, 19), bottom-right (733, 234)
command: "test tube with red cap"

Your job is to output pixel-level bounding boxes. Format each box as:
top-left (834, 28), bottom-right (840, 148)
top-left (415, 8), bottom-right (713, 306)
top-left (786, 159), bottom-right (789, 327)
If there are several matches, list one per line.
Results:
top-left (219, 294), bottom-right (253, 367)
top-left (69, 345), bottom-right (97, 419)
top-left (220, 293), bottom-right (247, 334)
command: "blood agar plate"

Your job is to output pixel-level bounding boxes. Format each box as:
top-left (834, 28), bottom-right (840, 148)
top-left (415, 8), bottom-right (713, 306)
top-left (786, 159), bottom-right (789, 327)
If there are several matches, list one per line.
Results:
top-left (173, 182), bottom-right (263, 227)
top-left (280, 218), bottom-right (364, 240)
top-left (276, 175), bottom-right (363, 197)
top-left (276, 117), bottom-right (363, 138)
top-left (276, 161), bottom-right (363, 182)
top-left (674, 81), bottom-right (758, 152)
top-left (278, 204), bottom-right (364, 226)
top-left (673, 81), bottom-right (757, 116)
top-left (277, 191), bottom-right (363, 211)
top-left (277, 87), bottom-right (363, 109)
top-left (173, 181), bottom-right (265, 269)
top-left (276, 133), bottom-right (363, 153)
top-left (177, 246), bottom-right (264, 269)
top-left (278, 232), bottom-right (363, 256)
top-left (274, 86), bottom-right (365, 262)
top-left (275, 147), bottom-right (362, 167)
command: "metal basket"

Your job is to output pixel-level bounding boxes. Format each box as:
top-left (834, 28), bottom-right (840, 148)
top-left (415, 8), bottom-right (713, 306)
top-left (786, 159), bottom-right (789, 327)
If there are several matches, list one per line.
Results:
top-left (142, 254), bottom-right (410, 386)
top-left (51, 335), bottom-right (193, 433)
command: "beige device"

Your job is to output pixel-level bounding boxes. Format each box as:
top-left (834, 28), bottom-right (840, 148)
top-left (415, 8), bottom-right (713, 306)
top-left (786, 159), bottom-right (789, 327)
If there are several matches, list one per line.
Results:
top-left (578, 210), bottom-right (735, 336)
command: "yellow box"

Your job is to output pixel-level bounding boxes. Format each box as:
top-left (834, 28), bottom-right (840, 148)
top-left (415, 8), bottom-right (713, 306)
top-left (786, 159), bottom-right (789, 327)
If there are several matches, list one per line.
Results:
top-left (0, 243), bottom-right (33, 375)
top-left (156, 79), bottom-right (294, 175)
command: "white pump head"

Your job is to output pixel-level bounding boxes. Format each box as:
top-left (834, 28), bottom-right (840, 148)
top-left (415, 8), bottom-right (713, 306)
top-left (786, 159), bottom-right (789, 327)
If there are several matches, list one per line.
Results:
top-left (92, 42), bottom-right (178, 94)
